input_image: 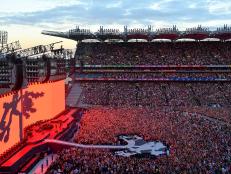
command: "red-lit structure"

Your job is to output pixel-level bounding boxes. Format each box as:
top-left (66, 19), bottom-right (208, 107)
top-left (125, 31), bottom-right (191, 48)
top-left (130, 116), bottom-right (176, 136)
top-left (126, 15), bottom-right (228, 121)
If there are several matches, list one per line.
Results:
top-left (0, 38), bottom-right (74, 173)
top-left (0, 108), bottom-right (80, 174)
top-left (0, 80), bottom-right (65, 154)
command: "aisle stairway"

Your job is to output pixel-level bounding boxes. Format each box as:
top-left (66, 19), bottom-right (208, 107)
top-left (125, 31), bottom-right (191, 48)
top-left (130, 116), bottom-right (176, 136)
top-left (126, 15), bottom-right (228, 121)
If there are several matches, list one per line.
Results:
top-left (66, 83), bottom-right (82, 107)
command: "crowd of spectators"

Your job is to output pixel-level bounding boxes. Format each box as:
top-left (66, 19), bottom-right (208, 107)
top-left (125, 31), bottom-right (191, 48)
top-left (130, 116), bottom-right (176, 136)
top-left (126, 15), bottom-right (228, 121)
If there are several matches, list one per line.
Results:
top-left (78, 72), bottom-right (231, 79)
top-left (76, 42), bottom-right (231, 65)
top-left (47, 148), bottom-right (160, 174)
top-left (50, 41), bottom-right (231, 173)
top-left (47, 107), bottom-right (231, 173)
top-left (80, 82), bottom-right (231, 109)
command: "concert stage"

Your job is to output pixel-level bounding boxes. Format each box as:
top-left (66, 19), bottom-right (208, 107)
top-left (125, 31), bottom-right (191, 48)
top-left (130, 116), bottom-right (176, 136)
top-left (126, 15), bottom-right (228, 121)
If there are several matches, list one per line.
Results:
top-left (0, 108), bottom-right (80, 174)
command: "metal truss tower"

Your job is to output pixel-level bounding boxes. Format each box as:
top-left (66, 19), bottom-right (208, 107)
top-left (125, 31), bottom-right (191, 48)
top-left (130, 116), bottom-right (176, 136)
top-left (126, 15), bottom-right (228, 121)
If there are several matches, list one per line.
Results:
top-left (0, 31), bottom-right (8, 47)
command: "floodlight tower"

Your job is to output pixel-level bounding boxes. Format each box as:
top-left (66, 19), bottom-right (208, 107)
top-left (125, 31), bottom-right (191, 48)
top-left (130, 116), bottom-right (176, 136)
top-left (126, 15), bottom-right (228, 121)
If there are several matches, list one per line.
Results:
top-left (0, 31), bottom-right (8, 47)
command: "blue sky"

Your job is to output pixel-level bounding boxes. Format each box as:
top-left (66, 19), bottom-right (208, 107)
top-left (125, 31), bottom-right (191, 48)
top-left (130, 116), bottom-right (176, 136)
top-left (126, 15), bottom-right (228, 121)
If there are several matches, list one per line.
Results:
top-left (1, 0), bottom-right (231, 48)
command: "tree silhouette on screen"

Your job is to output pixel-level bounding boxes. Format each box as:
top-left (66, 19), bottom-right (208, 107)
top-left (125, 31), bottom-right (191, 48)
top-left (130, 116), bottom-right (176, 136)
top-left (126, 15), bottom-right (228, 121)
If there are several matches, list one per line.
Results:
top-left (0, 91), bottom-right (44, 143)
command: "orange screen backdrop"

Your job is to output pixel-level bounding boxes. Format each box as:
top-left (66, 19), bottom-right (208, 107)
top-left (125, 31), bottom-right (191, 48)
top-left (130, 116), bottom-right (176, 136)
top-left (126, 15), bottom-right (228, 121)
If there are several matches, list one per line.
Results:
top-left (0, 80), bottom-right (65, 154)
top-left (0, 91), bottom-right (21, 155)
top-left (22, 80), bottom-right (65, 128)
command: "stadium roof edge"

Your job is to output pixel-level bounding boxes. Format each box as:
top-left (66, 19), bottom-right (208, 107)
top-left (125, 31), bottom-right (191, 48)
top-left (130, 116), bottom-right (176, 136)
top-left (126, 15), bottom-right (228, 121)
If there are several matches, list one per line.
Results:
top-left (42, 25), bottom-right (231, 42)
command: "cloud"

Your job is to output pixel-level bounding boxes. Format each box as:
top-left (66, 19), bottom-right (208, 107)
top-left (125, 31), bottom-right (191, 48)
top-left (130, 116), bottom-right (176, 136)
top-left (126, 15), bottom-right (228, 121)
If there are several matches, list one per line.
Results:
top-left (206, 0), bottom-right (231, 14)
top-left (106, 1), bottom-right (122, 8)
top-left (0, 0), bottom-right (84, 13)
top-left (1, 0), bottom-right (231, 31)
top-left (1, 0), bottom-right (230, 49)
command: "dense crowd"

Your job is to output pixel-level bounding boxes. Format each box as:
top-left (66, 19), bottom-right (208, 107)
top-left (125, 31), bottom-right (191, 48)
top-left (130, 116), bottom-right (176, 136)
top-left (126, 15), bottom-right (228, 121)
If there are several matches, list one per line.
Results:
top-left (47, 148), bottom-right (160, 174)
top-left (77, 72), bottom-right (231, 79)
top-left (80, 82), bottom-right (231, 109)
top-left (49, 41), bottom-right (231, 173)
top-left (47, 107), bottom-right (231, 173)
top-left (76, 42), bottom-right (231, 65)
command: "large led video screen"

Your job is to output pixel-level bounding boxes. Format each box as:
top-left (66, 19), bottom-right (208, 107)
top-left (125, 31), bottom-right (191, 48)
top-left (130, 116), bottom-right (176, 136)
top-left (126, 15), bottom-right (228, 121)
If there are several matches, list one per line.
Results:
top-left (0, 80), bottom-right (65, 154)
top-left (22, 80), bottom-right (65, 128)
top-left (0, 91), bottom-right (21, 154)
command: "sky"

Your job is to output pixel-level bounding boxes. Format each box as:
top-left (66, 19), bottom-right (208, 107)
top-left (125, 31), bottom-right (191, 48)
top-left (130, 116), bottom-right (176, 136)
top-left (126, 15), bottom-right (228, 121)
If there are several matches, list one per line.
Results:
top-left (0, 0), bottom-right (231, 49)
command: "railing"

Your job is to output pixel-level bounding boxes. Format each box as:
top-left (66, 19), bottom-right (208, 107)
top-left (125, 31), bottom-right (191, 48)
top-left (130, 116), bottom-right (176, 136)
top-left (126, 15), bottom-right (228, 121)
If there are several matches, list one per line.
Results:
top-left (75, 77), bottom-right (231, 82)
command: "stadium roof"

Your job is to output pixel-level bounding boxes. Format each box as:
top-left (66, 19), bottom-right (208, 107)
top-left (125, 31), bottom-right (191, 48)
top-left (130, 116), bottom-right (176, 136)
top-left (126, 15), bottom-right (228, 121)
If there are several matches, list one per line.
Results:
top-left (42, 25), bottom-right (231, 42)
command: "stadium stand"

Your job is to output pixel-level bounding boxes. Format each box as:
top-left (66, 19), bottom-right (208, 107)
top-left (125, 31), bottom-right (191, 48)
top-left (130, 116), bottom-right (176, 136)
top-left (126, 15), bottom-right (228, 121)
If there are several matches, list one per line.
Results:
top-left (47, 41), bottom-right (231, 174)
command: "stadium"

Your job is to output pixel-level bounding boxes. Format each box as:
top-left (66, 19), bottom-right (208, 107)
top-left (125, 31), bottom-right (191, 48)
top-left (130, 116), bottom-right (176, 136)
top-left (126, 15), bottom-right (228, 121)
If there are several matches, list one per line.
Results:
top-left (0, 23), bottom-right (230, 173)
